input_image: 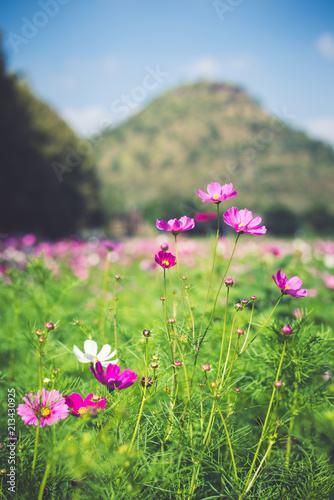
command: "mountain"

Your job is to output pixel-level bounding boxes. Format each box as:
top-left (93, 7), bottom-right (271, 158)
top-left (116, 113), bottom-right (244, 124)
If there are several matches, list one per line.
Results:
top-left (96, 82), bottom-right (334, 233)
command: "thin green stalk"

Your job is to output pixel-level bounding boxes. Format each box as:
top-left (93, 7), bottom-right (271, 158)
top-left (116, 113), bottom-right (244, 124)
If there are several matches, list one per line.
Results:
top-left (128, 338), bottom-right (149, 452)
top-left (99, 250), bottom-right (111, 341)
top-left (215, 404), bottom-right (238, 484)
top-left (241, 340), bottom-right (287, 497)
top-left (32, 349), bottom-right (43, 475)
top-left (198, 203), bottom-right (220, 336)
top-left (199, 233), bottom-right (240, 348)
top-left (238, 295), bottom-right (282, 357)
top-left (285, 372), bottom-right (299, 468)
top-left (174, 235), bottom-right (188, 321)
top-left (239, 301), bottom-right (255, 354)
top-left (220, 310), bottom-right (238, 386)
top-left (113, 278), bottom-right (118, 351)
top-left (217, 287), bottom-right (230, 380)
top-left (242, 439), bottom-right (275, 498)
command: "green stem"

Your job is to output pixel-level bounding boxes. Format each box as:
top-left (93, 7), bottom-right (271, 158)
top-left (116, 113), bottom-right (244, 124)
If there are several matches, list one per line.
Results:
top-left (285, 371), bottom-right (299, 468)
top-left (216, 287), bottom-right (230, 380)
top-left (32, 350), bottom-right (43, 475)
top-left (113, 279), bottom-right (118, 351)
top-left (220, 310), bottom-right (238, 386)
top-left (199, 203), bottom-right (220, 336)
top-left (215, 404), bottom-right (238, 484)
top-left (174, 235), bottom-right (188, 321)
top-left (241, 340), bottom-right (287, 497)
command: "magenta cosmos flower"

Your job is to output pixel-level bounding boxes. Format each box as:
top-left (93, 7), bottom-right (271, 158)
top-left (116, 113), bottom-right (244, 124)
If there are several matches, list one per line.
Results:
top-left (17, 388), bottom-right (69, 427)
top-left (156, 216), bottom-right (195, 235)
top-left (223, 207), bottom-right (266, 235)
top-left (197, 182), bottom-right (237, 203)
top-left (272, 270), bottom-right (308, 298)
top-left (90, 361), bottom-right (137, 390)
top-left (194, 212), bottom-right (217, 222)
top-left (65, 393), bottom-right (107, 416)
top-left (154, 250), bottom-right (176, 269)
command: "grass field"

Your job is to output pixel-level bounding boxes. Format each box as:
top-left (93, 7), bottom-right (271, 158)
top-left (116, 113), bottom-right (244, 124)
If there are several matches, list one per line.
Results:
top-left (1, 231), bottom-right (334, 499)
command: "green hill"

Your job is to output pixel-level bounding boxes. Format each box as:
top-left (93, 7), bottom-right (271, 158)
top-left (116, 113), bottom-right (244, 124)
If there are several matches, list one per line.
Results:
top-left (96, 82), bottom-right (334, 233)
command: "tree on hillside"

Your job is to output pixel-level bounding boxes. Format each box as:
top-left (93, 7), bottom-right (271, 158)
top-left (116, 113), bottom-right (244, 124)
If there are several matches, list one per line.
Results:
top-left (0, 38), bottom-right (102, 238)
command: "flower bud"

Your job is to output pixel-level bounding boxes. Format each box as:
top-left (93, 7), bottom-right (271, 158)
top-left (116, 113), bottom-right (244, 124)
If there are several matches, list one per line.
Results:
top-left (91, 394), bottom-right (100, 402)
top-left (150, 362), bottom-right (158, 369)
top-left (142, 329), bottom-right (151, 337)
top-left (168, 318), bottom-right (176, 325)
top-left (185, 285), bottom-right (190, 290)
top-left (115, 275), bottom-right (121, 280)
top-left (250, 295), bottom-right (257, 301)
top-left (216, 393), bottom-right (221, 398)
top-left (274, 381), bottom-right (283, 388)
top-left (211, 381), bottom-right (217, 388)
top-left (241, 299), bottom-right (248, 305)
top-left (174, 361), bottom-right (182, 367)
top-left (52, 368), bottom-right (60, 375)
top-left (236, 328), bottom-right (244, 335)
top-left (45, 322), bottom-right (54, 330)
top-left (235, 303), bottom-right (243, 311)
top-left (160, 296), bottom-right (166, 301)
top-left (0, 469), bottom-right (6, 474)
top-left (182, 276), bottom-right (187, 280)
top-left (224, 278), bottom-right (234, 287)
top-left (43, 378), bottom-right (51, 384)
top-left (36, 330), bottom-right (43, 336)
top-left (282, 325), bottom-right (292, 335)
top-left (152, 355), bottom-right (159, 361)
top-left (199, 382), bottom-right (205, 387)
top-left (141, 376), bottom-right (154, 387)
top-left (39, 337), bottom-right (46, 343)
top-left (202, 364), bottom-right (211, 371)
top-left (235, 387), bottom-right (241, 393)
top-left (160, 243), bottom-right (169, 251)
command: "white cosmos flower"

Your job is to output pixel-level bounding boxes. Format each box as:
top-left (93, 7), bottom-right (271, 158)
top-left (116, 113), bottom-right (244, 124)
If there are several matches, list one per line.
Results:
top-left (73, 340), bottom-right (118, 367)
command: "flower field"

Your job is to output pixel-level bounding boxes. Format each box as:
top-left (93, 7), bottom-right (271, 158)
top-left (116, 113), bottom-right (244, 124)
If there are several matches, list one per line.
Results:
top-left (1, 184), bottom-right (334, 499)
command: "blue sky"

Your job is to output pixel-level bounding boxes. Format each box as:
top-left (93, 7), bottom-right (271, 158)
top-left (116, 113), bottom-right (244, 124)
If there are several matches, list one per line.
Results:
top-left (1, 0), bottom-right (334, 144)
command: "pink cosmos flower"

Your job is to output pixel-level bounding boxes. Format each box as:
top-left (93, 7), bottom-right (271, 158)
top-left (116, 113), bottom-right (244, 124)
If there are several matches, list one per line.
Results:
top-left (197, 182), bottom-right (237, 203)
top-left (272, 270), bottom-right (308, 298)
top-left (223, 207), bottom-right (267, 235)
top-left (156, 216), bottom-right (195, 235)
top-left (90, 361), bottom-right (137, 390)
top-left (65, 393), bottom-right (107, 417)
top-left (17, 388), bottom-right (69, 427)
top-left (194, 212), bottom-right (217, 222)
top-left (154, 250), bottom-right (176, 269)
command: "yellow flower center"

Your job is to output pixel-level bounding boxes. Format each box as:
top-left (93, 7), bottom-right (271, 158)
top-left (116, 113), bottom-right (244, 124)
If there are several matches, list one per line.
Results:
top-left (213, 194), bottom-right (220, 200)
top-left (161, 260), bottom-right (170, 266)
top-left (238, 223), bottom-right (246, 227)
top-left (285, 285), bottom-right (291, 290)
top-left (94, 356), bottom-right (98, 362)
top-left (78, 407), bottom-right (88, 415)
top-left (41, 407), bottom-right (51, 417)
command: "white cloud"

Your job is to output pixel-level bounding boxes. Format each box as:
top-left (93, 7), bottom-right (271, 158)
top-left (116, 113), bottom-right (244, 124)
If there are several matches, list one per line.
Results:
top-left (316, 32), bottom-right (334, 59)
top-left (305, 117), bottom-right (334, 146)
top-left (187, 57), bottom-right (221, 79)
top-left (61, 106), bottom-right (111, 136)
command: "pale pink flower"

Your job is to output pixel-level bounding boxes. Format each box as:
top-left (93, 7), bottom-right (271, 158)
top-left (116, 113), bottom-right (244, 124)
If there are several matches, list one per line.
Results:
top-left (223, 208), bottom-right (266, 235)
top-left (17, 388), bottom-right (69, 427)
top-left (156, 216), bottom-right (195, 235)
top-left (197, 182), bottom-right (237, 203)
top-left (272, 270), bottom-right (308, 298)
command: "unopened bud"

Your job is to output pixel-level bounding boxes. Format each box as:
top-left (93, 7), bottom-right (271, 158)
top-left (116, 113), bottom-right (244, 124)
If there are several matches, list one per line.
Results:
top-left (202, 364), bottom-right (211, 371)
top-left (236, 328), bottom-right (244, 335)
top-left (160, 243), bottom-right (169, 251)
top-left (152, 355), bottom-right (159, 361)
top-left (39, 337), bottom-right (46, 343)
top-left (274, 381), bottom-right (284, 388)
top-left (142, 329), bottom-right (151, 337)
top-left (36, 330), bottom-right (43, 336)
top-left (282, 325), bottom-right (292, 335)
top-left (199, 382), bottom-right (205, 387)
top-left (235, 387), bottom-right (241, 393)
top-left (211, 381), bottom-right (217, 388)
top-left (151, 362), bottom-right (158, 369)
top-left (235, 303), bottom-right (243, 311)
top-left (241, 299), bottom-right (248, 305)
top-left (182, 276), bottom-right (187, 280)
top-left (160, 296), bottom-right (166, 301)
top-left (250, 295), bottom-right (257, 301)
top-left (168, 318), bottom-right (176, 325)
top-left (224, 278), bottom-right (234, 287)
top-left (174, 361), bottom-right (182, 367)
top-left (45, 322), bottom-right (54, 330)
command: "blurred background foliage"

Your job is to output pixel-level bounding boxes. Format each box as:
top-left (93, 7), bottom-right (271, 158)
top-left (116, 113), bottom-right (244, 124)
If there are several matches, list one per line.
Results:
top-left (1, 38), bottom-right (334, 239)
